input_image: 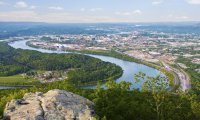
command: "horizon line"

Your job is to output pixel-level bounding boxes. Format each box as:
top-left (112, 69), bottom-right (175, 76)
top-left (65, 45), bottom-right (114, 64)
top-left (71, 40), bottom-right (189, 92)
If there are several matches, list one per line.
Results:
top-left (0, 21), bottom-right (199, 24)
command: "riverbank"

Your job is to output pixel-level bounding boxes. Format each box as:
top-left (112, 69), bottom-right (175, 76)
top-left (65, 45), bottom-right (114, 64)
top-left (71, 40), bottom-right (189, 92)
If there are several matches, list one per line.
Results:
top-left (9, 40), bottom-right (163, 89)
top-left (64, 49), bottom-right (177, 88)
top-left (29, 42), bottom-right (179, 90)
top-left (1, 41), bottom-right (123, 90)
top-left (27, 40), bottom-right (177, 88)
top-left (28, 41), bottom-right (174, 84)
top-left (0, 85), bottom-right (32, 90)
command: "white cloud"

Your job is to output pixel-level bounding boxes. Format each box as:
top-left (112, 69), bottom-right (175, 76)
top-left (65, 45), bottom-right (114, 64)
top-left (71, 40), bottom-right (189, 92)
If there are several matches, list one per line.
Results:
top-left (166, 14), bottom-right (173, 18)
top-left (48, 6), bottom-right (64, 10)
top-left (132, 10), bottom-right (142, 15)
top-left (186, 0), bottom-right (200, 4)
top-left (80, 8), bottom-right (103, 12)
top-left (0, 1), bottom-right (5, 5)
top-left (177, 16), bottom-right (189, 19)
top-left (14, 1), bottom-right (28, 8)
top-left (0, 11), bottom-right (39, 21)
top-left (0, 11), bottom-right (70, 22)
top-left (0, 10), bottom-right (193, 23)
top-left (152, 0), bottom-right (163, 5)
top-left (115, 12), bottom-right (121, 15)
top-left (115, 12), bottom-right (131, 16)
top-left (30, 6), bottom-right (36, 9)
top-left (124, 12), bottom-right (132, 16)
top-left (90, 8), bottom-right (103, 12)
top-left (0, 10), bottom-right (127, 23)
top-left (115, 10), bottom-right (142, 16)
top-left (14, 1), bottom-right (36, 9)
top-left (80, 8), bottom-right (86, 12)
top-left (161, 14), bottom-right (190, 21)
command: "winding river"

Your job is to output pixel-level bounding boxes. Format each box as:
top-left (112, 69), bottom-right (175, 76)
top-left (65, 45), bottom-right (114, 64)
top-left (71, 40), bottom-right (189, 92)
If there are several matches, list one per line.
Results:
top-left (0, 86), bottom-right (31, 89)
top-left (1, 40), bottom-right (162, 89)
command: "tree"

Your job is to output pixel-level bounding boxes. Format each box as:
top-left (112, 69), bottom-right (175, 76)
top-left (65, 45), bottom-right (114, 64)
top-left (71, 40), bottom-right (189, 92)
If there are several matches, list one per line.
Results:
top-left (135, 72), bottom-right (169, 120)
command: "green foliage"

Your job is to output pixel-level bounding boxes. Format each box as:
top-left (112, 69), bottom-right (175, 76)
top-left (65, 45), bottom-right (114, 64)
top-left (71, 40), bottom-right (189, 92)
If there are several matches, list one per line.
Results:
top-left (0, 65), bottom-right (26, 76)
top-left (0, 76), bottom-right (200, 120)
top-left (74, 49), bottom-right (175, 88)
top-left (0, 80), bottom-right (94, 119)
top-left (93, 78), bottom-right (200, 120)
top-left (0, 74), bottom-right (39, 86)
top-left (68, 63), bottom-right (122, 85)
top-left (176, 57), bottom-right (200, 94)
top-left (0, 42), bottom-right (123, 85)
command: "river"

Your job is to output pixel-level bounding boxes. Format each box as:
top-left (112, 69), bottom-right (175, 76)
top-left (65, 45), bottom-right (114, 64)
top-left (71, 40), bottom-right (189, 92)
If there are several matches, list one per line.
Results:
top-left (1, 40), bottom-right (162, 89)
top-left (0, 86), bottom-right (31, 90)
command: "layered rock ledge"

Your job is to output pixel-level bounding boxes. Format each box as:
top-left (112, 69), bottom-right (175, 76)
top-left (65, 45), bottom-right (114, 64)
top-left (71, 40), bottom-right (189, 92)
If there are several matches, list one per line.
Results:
top-left (3, 89), bottom-right (95, 120)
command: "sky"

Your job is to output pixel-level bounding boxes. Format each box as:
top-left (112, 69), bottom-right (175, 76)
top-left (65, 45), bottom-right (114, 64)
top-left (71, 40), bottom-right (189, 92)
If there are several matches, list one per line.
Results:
top-left (0, 0), bottom-right (200, 23)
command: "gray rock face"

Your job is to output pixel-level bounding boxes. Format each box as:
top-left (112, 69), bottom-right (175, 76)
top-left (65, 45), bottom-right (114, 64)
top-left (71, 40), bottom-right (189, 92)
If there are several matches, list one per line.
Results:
top-left (4, 89), bottom-right (95, 120)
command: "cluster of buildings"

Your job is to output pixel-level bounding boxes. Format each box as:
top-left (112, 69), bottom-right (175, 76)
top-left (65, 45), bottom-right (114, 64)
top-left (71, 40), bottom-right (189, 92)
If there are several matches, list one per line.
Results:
top-left (192, 58), bottom-right (200, 64)
top-left (9, 28), bottom-right (200, 66)
top-left (26, 71), bottom-right (67, 83)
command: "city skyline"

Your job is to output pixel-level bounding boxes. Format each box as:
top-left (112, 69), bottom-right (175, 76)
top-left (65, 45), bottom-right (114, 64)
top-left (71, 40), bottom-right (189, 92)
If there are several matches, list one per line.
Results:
top-left (0, 0), bottom-right (200, 23)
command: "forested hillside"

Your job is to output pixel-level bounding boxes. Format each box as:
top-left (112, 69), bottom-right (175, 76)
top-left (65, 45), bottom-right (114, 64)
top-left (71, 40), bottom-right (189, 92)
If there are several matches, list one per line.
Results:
top-left (0, 42), bottom-right (122, 85)
top-left (1, 77), bottom-right (200, 120)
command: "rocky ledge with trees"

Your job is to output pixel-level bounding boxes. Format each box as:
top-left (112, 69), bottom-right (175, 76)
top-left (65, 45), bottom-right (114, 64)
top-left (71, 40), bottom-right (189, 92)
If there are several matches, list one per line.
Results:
top-left (3, 89), bottom-right (96, 120)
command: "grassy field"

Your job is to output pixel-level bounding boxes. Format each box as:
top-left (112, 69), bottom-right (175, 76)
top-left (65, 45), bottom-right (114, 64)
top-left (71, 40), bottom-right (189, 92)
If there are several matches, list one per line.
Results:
top-left (0, 74), bottom-right (40, 86)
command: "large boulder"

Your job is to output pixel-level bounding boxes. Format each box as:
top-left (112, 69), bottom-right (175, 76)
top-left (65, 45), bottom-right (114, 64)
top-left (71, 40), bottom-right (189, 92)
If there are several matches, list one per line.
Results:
top-left (4, 89), bottom-right (95, 120)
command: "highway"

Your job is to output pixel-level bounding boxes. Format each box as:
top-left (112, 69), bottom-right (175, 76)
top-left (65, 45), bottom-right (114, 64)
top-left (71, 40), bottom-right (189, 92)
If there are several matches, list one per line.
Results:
top-left (162, 62), bottom-right (191, 91)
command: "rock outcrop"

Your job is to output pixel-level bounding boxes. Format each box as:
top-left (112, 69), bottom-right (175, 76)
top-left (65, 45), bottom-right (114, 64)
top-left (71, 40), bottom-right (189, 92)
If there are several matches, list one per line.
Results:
top-left (4, 89), bottom-right (95, 120)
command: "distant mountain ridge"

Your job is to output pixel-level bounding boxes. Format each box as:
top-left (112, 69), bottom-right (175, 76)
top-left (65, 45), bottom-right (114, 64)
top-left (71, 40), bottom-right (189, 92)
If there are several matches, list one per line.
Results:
top-left (0, 21), bottom-right (200, 39)
top-left (195, 23), bottom-right (200, 26)
top-left (0, 22), bottom-right (115, 39)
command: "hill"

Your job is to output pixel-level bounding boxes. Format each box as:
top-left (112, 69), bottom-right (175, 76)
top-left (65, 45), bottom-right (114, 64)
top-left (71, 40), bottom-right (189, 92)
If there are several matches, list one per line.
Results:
top-left (0, 42), bottom-right (122, 85)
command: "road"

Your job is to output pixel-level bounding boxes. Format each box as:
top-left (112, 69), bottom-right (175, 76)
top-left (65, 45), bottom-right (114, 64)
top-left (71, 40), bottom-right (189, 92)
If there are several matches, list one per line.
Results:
top-left (100, 50), bottom-right (191, 91)
top-left (162, 62), bottom-right (191, 91)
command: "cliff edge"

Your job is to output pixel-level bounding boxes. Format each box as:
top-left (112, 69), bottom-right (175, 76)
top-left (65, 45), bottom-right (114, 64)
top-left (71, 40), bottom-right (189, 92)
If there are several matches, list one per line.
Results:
top-left (3, 89), bottom-right (95, 120)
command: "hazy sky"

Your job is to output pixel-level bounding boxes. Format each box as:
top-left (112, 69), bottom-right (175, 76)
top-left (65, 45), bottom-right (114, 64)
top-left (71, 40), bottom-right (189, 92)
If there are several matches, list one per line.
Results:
top-left (0, 0), bottom-right (200, 23)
